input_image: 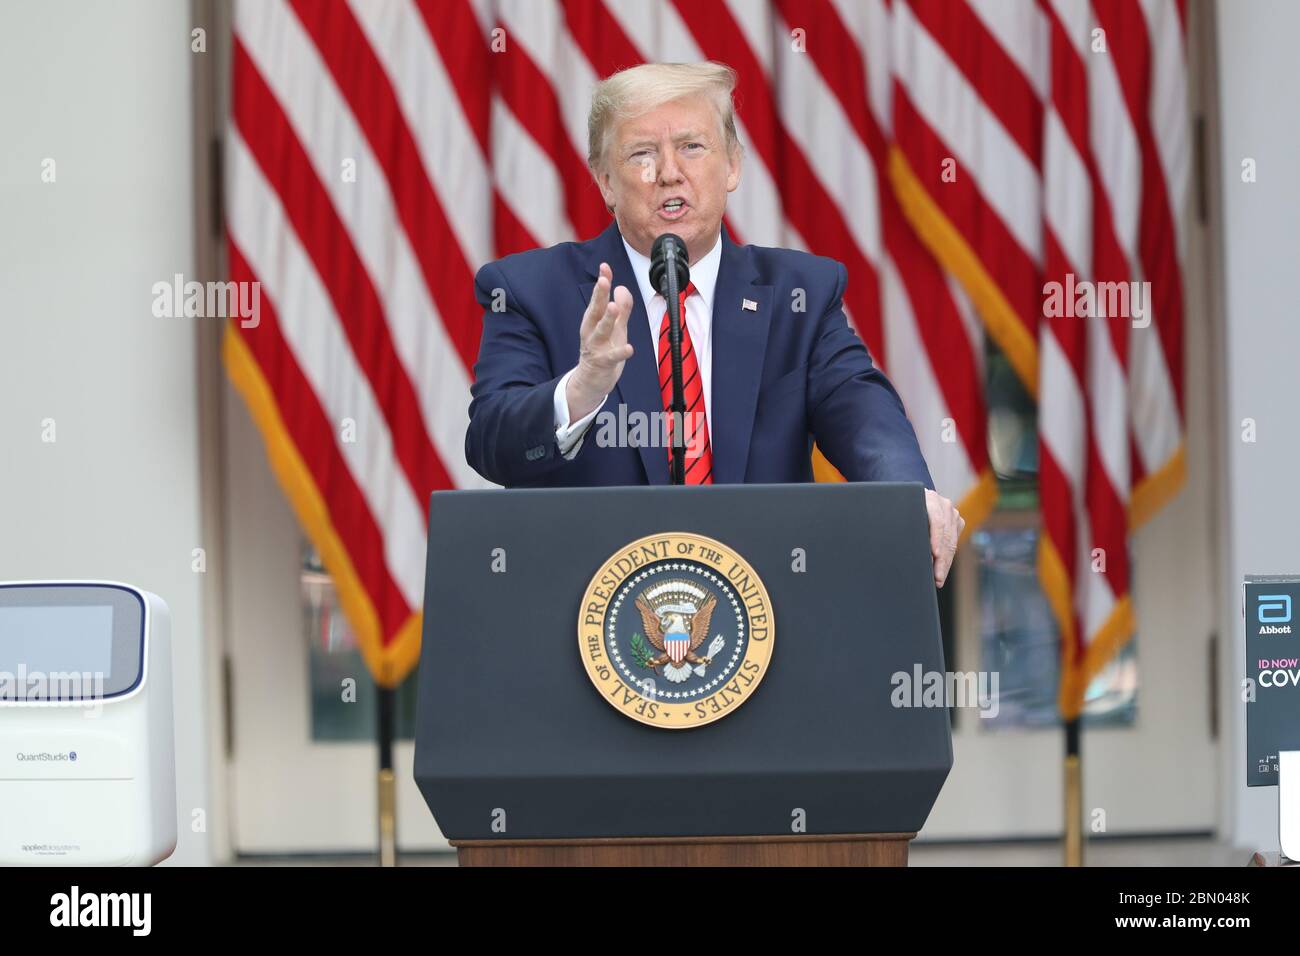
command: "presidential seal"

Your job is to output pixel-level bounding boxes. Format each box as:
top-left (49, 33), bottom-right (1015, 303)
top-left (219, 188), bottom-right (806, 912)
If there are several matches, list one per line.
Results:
top-left (578, 532), bottom-right (774, 729)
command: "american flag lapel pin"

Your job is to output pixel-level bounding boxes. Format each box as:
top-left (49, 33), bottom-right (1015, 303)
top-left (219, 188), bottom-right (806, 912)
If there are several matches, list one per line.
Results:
top-left (741, 298), bottom-right (758, 312)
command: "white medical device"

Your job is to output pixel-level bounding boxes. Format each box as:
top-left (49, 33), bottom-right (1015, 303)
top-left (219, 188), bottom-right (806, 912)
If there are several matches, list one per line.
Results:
top-left (0, 581), bottom-right (176, 865)
top-left (1282, 751), bottom-right (1300, 863)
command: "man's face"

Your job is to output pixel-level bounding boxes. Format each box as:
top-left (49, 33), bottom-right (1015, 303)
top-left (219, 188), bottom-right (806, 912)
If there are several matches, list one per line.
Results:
top-left (595, 94), bottom-right (741, 265)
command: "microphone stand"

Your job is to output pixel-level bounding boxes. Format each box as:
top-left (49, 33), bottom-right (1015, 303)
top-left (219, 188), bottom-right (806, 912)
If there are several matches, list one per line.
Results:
top-left (651, 233), bottom-right (691, 486)
top-left (663, 241), bottom-right (686, 486)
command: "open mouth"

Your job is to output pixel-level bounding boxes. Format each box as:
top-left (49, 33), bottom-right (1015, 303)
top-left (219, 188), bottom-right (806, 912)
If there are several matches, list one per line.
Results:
top-left (659, 198), bottom-right (688, 219)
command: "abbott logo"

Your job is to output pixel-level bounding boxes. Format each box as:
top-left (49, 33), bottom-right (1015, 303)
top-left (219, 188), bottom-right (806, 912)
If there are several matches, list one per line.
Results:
top-left (1259, 594), bottom-right (1293, 634)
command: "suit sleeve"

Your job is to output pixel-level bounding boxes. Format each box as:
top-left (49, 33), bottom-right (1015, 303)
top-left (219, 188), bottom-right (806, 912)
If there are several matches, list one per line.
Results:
top-left (806, 261), bottom-right (935, 488)
top-left (464, 260), bottom-right (583, 486)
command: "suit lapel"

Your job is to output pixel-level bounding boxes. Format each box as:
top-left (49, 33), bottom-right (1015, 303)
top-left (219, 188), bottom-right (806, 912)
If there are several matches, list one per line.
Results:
top-left (709, 229), bottom-right (772, 484)
top-left (579, 222), bottom-right (668, 484)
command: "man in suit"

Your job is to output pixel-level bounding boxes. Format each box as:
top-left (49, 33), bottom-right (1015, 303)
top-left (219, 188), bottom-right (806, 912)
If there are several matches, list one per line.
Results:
top-left (466, 62), bottom-right (965, 586)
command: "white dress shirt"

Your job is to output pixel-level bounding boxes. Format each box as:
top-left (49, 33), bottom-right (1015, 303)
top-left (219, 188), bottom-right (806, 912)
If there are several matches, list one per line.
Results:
top-left (553, 233), bottom-right (722, 457)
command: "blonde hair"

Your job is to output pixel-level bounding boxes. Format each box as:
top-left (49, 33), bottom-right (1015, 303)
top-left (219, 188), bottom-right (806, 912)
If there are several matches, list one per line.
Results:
top-left (587, 62), bottom-right (741, 171)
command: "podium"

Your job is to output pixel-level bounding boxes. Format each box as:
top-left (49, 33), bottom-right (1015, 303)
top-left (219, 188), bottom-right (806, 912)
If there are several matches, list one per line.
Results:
top-left (414, 482), bottom-right (952, 866)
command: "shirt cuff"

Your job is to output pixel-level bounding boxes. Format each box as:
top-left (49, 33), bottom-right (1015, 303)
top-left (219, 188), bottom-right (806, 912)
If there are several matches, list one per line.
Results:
top-left (554, 368), bottom-right (608, 459)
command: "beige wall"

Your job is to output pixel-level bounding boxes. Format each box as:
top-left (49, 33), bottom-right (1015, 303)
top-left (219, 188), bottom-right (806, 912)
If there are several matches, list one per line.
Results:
top-left (0, 0), bottom-right (218, 864)
top-left (1215, 0), bottom-right (1300, 852)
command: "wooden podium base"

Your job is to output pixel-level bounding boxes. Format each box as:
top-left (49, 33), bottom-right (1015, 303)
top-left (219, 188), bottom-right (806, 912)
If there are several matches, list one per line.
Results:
top-left (451, 833), bottom-right (914, 866)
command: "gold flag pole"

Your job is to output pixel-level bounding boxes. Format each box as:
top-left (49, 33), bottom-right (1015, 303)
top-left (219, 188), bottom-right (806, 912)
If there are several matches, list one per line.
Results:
top-left (1064, 718), bottom-right (1083, 867)
top-left (378, 686), bottom-right (398, 867)
top-left (378, 768), bottom-right (397, 867)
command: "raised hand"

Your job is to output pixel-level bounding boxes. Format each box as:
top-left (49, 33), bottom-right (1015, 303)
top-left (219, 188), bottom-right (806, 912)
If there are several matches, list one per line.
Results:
top-left (567, 261), bottom-right (634, 421)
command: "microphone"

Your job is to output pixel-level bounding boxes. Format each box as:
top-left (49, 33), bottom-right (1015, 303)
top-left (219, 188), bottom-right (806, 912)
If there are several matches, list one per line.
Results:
top-left (650, 234), bottom-right (691, 485)
top-left (649, 232), bottom-right (691, 299)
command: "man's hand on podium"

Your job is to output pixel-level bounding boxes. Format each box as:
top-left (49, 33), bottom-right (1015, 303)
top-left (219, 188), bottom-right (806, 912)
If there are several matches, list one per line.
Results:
top-left (567, 261), bottom-right (634, 422)
top-left (925, 488), bottom-right (965, 588)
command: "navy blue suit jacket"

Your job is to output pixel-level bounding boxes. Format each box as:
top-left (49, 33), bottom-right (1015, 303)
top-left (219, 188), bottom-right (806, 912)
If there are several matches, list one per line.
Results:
top-left (466, 222), bottom-right (934, 489)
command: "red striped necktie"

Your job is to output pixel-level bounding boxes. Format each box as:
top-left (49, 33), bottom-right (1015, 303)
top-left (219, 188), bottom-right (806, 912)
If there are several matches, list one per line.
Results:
top-left (657, 282), bottom-right (713, 485)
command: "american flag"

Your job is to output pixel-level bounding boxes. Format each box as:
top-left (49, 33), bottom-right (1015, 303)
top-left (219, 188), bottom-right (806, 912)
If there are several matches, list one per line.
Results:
top-left (225, 0), bottom-right (1187, 707)
top-left (887, 0), bottom-right (1189, 717)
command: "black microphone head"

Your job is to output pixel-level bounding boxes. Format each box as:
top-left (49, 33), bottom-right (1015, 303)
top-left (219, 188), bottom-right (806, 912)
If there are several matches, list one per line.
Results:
top-left (649, 232), bottom-right (690, 297)
top-left (650, 232), bottom-right (682, 263)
